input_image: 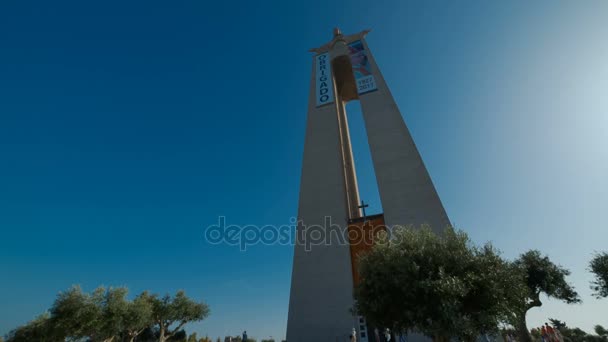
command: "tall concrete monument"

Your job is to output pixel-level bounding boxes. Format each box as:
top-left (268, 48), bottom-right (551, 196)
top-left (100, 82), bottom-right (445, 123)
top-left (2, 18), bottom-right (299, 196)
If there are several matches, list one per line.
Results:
top-left (287, 29), bottom-right (451, 342)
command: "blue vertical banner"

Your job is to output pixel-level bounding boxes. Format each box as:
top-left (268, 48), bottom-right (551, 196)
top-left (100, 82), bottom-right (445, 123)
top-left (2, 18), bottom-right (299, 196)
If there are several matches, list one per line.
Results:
top-left (315, 52), bottom-right (334, 107)
top-left (348, 40), bottom-right (377, 94)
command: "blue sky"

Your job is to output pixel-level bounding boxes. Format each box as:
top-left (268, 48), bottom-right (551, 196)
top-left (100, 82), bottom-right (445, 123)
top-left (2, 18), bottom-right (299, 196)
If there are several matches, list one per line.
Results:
top-left (1, 0), bottom-right (607, 340)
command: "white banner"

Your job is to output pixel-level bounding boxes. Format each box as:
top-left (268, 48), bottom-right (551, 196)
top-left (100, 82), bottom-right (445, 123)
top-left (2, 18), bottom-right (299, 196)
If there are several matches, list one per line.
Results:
top-left (315, 53), bottom-right (334, 107)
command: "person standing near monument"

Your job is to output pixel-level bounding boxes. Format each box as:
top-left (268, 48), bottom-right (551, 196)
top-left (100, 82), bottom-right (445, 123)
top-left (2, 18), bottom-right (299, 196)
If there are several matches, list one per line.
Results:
top-left (541, 325), bottom-right (548, 342)
top-left (545, 323), bottom-right (556, 342)
top-left (384, 328), bottom-right (392, 342)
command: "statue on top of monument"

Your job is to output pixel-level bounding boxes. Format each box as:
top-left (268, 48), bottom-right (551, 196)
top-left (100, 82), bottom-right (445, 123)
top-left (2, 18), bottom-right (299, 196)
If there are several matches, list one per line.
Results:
top-left (333, 27), bottom-right (343, 37)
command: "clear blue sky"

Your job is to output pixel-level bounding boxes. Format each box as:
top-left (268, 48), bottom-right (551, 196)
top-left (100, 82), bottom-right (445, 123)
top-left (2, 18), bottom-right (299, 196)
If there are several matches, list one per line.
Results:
top-left (1, 0), bottom-right (607, 340)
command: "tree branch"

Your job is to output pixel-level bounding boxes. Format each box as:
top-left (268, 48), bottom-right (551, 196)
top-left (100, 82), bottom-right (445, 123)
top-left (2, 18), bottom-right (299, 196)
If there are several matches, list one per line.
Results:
top-left (168, 320), bottom-right (189, 337)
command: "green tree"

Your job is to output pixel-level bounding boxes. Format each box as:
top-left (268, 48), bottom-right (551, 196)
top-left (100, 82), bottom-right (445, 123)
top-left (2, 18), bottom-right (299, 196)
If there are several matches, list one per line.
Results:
top-left (529, 327), bottom-right (541, 341)
top-left (549, 318), bottom-right (567, 330)
top-left (100, 287), bottom-right (141, 342)
top-left (590, 252), bottom-right (608, 298)
top-left (355, 226), bottom-right (525, 341)
top-left (512, 250), bottom-right (581, 342)
top-left (50, 286), bottom-right (108, 341)
top-left (6, 313), bottom-right (57, 342)
top-left (565, 327), bottom-right (588, 341)
top-left (122, 291), bottom-right (154, 342)
top-left (7, 286), bottom-right (148, 342)
top-left (188, 332), bottom-right (199, 342)
top-left (5, 286), bottom-right (207, 342)
top-left (595, 325), bottom-right (608, 339)
top-left (50, 286), bottom-right (145, 342)
top-left (150, 290), bottom-right (210, 342)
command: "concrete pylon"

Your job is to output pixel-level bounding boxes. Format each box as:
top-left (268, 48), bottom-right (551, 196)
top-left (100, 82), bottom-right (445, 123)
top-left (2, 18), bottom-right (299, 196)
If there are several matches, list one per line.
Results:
top-left (287, 29), bottom-right (450, 342)
top-left (357, 39), bottom-right (450, 233)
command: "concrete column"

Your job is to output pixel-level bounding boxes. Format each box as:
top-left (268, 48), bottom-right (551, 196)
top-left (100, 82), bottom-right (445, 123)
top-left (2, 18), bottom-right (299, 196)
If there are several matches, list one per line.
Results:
top-left (337, 97), bottom-right (362, 220)
top-left (286, 54), bottom-right (356, 342)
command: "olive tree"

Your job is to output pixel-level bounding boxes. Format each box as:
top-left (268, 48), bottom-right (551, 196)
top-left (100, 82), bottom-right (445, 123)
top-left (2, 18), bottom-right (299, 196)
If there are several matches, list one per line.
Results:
top-left (50, 286), bottom-right (109, 341)
top-left (5, 286), bottom-right (209, 342)
top-left (150, 290), bottom-right (210, 342)
top-left (5, 313), bottom-right (57, 342)
top-left (512, 250), bottom-right (580, 342)
top-left (355, 226), bottom-right (525, 341)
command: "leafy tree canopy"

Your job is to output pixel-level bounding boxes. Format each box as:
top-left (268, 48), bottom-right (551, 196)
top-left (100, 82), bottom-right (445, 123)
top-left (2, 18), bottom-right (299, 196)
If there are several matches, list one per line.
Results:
top-left (5, 313), bottom-right (55, 342)
top-left (355, 226), bottom-right (526, 341)
top-left (511, 250), bottom-right (580, 342)
top-left (5, 286), bottom-right (209, 342)
top-left (514, 250), bottom-right (580, 310)
top-left (188, 332), bottom-right (199, 342)
top-left (151, 290), bottom-right (210, 342)
top-left (549, 318), bottom-right (567, 329)
top-left (547, 321), bottom-right (608, 342)
top-left (596, 325), bottom-right (608, 338)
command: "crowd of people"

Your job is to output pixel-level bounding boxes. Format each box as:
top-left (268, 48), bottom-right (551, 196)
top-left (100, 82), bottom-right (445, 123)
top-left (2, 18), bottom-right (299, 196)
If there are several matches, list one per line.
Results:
top-left (532, 323), bottom-right (564, 342)
top-left (345, 323), bottom-right (569, 342)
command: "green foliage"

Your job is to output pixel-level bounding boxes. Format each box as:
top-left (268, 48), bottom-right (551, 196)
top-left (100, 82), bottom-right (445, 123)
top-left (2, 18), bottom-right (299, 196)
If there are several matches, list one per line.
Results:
top-left (355, 226), bottom-right (526, 340)
top-left (6, 313), bottom-right (57, 342)
top-left (188, 332), bottom-right (199, 342)
top-left (595, 325), bottom-right (608, 338)
top-left (515, 250), bottom-right (581, 308)
top-left (530, 327), bottom-right (541, 340)
top-left (49, 285), bottom-right (106, 340)
top-left (540, 319), bottom-right (608, 342)
top-left (261, 339), bottom-right (275, 342)
top-left (590, 252), bottom-right (608, 298)
top-left (225, 336), bottom-right (255, 342)
top-left (5, 286), bottom-right (209, 342)
top-left (560, 325), bottom-right (607, 342)
top-left (123, 291), bottom-right (155, 341)
top-left (549, 318), bottom-right (567, 329)
top-left (151, 290), bottom-right (210, 342)
top-left (568, 327), bottom-right (589, 341)
top-left (46, 286), bottom-right (155, 342)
